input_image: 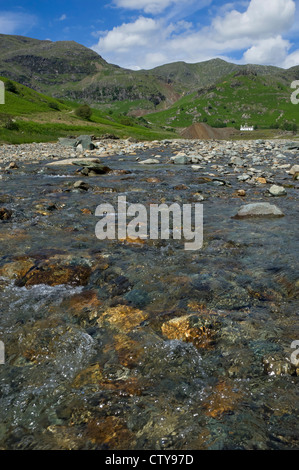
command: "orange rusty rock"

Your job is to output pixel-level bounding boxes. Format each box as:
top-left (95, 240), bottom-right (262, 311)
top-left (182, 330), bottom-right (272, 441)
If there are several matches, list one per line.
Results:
top-left (119, 236), bottom-right (147, 245)
top-left (106, 333), bottom-right (144, 368)
top-left (256, 177), bottom-right (267, 184)
top-left (0, 258), bottom-right (35, 280)
top-left (98, 305), bottom-right (148, 333)
top-left (72, 363), bottom-right (103, 388)
top-left (16, 261), bottom-right (92, 287)
top-left (99, 377), bottom-right (145, 397)
top-left (68, 290), bottom-right (101, 314)
top-left (86, 416), bottom-right (134, 449)
top-left (81, 208), bottom-right (92, 215)
top-left (145, 177), bottom-right (161, 183)
top-left (161, 314), bottom-right (216, 349)
top-left (202, 381), bottom-right (243, 419)
top-left (0, 229), bottom-right (28, 242)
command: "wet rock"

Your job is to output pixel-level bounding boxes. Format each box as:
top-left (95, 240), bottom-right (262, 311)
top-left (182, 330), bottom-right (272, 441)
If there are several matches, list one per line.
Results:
top-left (5, 162), bottom-right (18, 170)
top-left (0, 257), bottom-right (35, 280)
top-left (124, 288), bottom-right (150, 308)
top-left (230, 156), bottom-right (243, 166)
top-left (161, 314), bottom-right (218, 349)
top-left (237, 174), bottom-right (251, 182)
top-left (66, 290), bottom-right (102, 322)
top-left (73, 161), bottom-right (111, 175)
top-left (170, 155), bottom-right (188, 165)
top-left (15, 259), bottom-right (92, 287)
top-left (268, 185), bottom-right (287, 197)
top-left (289, 164), bottom-right (299, 175)
top-left (237, 189), bottom-right (246, 197)
top-left (263, 355), bottom-right (297, 376)
top-left (0, 207), bottom-right (12, 220)
top-left (72, 363), bottom-right (103, 388)
top-left (202, 380), bottom-right (243, 419)
top-left (234, 202), bottom-right (284, 218)
top-left (97, 305), bottom-right (148, 333)
top-left (139, 158), bottom-right (160, 165)
top-left (73, 181), bottom-right (90, 191)
top-left (86, 416), bottom-right (134, 449)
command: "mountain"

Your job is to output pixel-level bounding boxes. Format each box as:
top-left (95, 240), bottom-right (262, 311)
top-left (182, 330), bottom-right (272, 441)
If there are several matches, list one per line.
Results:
top-left (0, 34), bottom-right (174, 107)
top-left (0, 33), bottom-right (298, 127)
top-left (145, 70), bottom-right (299, 130)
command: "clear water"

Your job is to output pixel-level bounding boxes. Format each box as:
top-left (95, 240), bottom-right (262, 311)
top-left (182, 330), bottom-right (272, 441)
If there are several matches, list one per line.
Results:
top-left (0, 143), bottom-right (298, 450)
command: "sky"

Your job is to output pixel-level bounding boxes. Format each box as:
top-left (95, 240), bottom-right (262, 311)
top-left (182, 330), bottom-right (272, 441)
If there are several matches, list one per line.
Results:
top-left (0, 0), bottom-right (299, 70)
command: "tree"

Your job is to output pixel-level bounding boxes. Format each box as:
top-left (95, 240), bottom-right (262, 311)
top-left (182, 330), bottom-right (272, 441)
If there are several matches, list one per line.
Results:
top-left (75, 104), bottom-right (92, 120)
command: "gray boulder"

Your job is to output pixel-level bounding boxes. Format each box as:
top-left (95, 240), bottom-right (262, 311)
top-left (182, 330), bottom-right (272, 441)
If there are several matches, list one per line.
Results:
top-left (234, 202), bottom-right (284, 218)
top-left (268, 185), bottom-right (287, 197)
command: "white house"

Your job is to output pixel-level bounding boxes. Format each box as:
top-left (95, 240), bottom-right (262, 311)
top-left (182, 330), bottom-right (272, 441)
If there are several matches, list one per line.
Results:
top-left (240, 125), bottom-right (254, 131)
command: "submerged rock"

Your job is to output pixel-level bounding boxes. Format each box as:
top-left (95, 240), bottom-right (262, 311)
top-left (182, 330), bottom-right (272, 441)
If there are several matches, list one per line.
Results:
top-left (161, 313), bottom-right (218, 349)
top-left (234, 202), bottom-right (284, 218)
top-left (0, 207), bottom-right (12, 220)
top-left (14, 258), bottom-right (92, 287)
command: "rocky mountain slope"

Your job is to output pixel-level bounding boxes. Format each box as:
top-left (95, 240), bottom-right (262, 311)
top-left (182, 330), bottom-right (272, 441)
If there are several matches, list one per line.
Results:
top-left (0, 33), bottom-right (298, 126)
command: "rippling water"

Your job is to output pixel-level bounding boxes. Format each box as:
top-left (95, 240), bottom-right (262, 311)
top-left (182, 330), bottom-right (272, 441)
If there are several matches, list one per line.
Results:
top-left (0, 144), bottom-right (298, 450)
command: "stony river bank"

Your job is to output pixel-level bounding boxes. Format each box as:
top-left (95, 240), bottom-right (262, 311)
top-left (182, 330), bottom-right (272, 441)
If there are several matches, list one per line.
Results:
top-left (0, 136), bottom-right (298, 450)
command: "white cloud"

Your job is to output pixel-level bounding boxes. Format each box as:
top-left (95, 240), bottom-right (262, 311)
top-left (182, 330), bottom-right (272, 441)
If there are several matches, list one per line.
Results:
top-left (243, 36), bottom-right (291, 66)
top-left (213, 0), bottom-right (296, 40)
top-left (92, 0), bottom-right (299, 69)
top-left (283, 49), bottom-right (299, 68)
top-left (0, 11), bottom-right (37, 34)
top-left (97, 17), bottom-right (164, 54)
top-left (59, 14), bottom-right (67, 21)
top-left (112, 0), bottom-right (192, 14)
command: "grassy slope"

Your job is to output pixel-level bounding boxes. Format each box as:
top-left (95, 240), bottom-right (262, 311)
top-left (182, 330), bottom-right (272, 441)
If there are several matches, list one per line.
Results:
top-left (0, 77), bottom-right (178, 144)
top-left (145, 73), bottom-right (299, 129)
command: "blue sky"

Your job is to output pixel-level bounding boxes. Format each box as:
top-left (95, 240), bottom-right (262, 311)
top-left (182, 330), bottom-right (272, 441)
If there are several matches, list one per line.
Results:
top-left (0, 0), bottom-right (299, 69)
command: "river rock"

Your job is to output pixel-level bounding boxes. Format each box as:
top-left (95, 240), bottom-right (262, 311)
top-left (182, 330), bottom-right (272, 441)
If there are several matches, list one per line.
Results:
top-left (138, 158), bottom-right (160, 165)
top-left (268, 185), bottom-right (287, 197)
top-left (73, 181), bottom-right (90, 191)
top-left (75, 135), bottom-right (95, 151)
top-left (289, 165), bottom-right (299, 175)
top-left (170, 155), bottom-right (188, 165)
top-left (14, 258), bottom-right (92, 287)
top-left (234, 202), bottom-right (284, 218)
top-left (0, 207), bottom-right (12, 220)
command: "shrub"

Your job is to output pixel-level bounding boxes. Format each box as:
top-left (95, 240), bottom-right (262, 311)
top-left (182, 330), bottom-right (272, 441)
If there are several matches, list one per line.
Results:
top-left (48, 101), bottom-right (60, 111)
top-left (5, 80), bottom-right (18, 94)
top-left (4, 119), bottom-right (19, 130)
top-left (75, 104), bottom-right (92, 120)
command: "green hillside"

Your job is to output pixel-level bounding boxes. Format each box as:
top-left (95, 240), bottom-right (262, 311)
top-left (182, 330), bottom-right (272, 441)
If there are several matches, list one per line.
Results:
top-left (0, 77), bottom-right (178, 144)
top-left (1, 33), bottom-right (299, 119)
top-left (145, 71), bottom-right (299, 131)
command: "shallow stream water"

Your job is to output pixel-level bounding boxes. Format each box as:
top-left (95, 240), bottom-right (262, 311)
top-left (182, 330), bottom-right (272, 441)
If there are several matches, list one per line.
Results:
top-left (0, 142), bottom-right (298, 450)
